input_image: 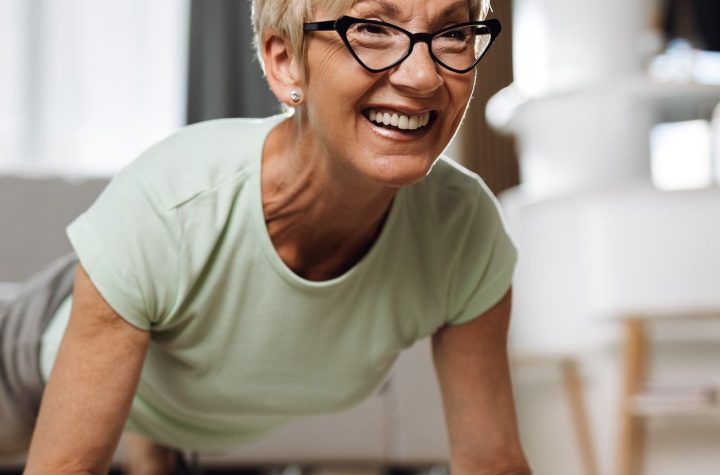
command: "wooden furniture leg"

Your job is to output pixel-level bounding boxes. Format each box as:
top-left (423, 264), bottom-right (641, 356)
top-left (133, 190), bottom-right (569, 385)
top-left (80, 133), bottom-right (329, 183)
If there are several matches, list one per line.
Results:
top-left (561, 359), bottom-right (599, 475)
top-left (616, 318), bottom-right (648, 475)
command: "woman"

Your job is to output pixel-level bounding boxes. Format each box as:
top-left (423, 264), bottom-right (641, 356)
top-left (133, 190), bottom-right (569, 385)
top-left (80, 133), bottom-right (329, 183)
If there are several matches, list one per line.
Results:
top-left (6, 0), bottom-right (530, 473)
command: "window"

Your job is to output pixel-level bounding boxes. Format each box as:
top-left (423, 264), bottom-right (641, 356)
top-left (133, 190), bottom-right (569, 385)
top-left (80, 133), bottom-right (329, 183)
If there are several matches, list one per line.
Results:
top-left (650, 120), bottom-right (715, 190)
top-left (0, 0), bottom-right (189, 176)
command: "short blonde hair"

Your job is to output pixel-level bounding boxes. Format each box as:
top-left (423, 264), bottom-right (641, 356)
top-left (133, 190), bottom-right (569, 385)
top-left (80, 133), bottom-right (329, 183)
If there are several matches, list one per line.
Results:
top-left (251, 0), bottom-right (491, 73)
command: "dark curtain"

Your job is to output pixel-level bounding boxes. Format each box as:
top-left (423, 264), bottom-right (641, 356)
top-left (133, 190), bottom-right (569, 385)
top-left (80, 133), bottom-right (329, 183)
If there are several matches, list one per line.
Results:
top-left (187, 0), bottom-right (280, 124)
top-left (663, 0), bottom-right (720, 51)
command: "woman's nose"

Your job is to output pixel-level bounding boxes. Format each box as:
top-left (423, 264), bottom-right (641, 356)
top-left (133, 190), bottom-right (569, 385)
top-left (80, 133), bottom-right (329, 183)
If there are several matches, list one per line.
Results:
top-left (388, 43), bottom-right (444, 95)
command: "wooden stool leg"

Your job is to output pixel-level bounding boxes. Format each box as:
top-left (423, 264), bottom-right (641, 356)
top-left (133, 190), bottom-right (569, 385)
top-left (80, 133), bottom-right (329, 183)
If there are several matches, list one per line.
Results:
top-left (561, 359), bottom-right (599, 475)
top-left (616, 318), bottom-right (648, 475)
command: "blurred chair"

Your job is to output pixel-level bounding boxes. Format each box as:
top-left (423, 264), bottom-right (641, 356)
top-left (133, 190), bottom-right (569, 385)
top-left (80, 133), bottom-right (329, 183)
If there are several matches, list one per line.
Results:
top-left (615, 312), bottom-right (720, 475)
top-left (511, 354), bottom-right (599, 475)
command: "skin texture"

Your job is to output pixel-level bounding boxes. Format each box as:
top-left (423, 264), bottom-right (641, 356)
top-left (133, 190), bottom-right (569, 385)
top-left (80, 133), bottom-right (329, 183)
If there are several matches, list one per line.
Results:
top-left (25, 0), bottom-right (531, 473)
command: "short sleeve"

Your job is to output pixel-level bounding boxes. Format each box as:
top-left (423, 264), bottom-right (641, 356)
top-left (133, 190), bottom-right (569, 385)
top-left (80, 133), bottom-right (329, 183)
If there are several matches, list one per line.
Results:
top-left (446, 187), bottom-right (518, 326)
top-left (66, 166), bottom-right (181, 330)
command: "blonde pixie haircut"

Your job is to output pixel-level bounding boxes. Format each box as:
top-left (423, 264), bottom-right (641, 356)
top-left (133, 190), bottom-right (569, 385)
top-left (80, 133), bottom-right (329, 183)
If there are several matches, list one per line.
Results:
top-left (251, 0), bottom-right (490, 73)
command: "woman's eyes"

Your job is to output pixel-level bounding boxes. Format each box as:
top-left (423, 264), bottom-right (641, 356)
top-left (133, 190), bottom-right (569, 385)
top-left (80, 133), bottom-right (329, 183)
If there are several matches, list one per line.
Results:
top-left (439, 29), bottom-right (468, 41)
top-left (352, 20), bottom-right (473, 42)
top-left (356, 23), bottom-right (391, 36)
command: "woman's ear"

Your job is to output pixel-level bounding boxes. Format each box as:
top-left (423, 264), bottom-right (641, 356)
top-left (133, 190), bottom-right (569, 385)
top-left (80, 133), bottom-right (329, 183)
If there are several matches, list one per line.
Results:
top-left (261, 32), bottom-right (304, 107)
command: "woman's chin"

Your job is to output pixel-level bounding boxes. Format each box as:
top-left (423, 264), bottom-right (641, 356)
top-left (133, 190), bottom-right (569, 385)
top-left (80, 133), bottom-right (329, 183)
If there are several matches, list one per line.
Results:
top-left (359, 155), bottom-right (436, 189)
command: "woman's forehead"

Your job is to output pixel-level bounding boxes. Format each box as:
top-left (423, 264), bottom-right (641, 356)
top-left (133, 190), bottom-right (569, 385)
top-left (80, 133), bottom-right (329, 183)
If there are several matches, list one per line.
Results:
top-left (317, 0), bottom-right (471, 18)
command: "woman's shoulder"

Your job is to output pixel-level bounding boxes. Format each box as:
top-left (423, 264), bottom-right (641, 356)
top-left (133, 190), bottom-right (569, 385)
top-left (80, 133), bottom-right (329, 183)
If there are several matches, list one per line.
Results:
top-left (408, 155), bottom-right (504, 224)
top-left (113, 115), bottom-right (286, 211)
top-left (143, 116), bottom-right (282, 163)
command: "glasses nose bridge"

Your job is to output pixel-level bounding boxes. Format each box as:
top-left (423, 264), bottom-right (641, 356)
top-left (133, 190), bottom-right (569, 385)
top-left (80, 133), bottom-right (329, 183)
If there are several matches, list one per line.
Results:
top-left (404, 32), bottom-right (436, 66)
top-left (406, 32), bottom-right (433, 55)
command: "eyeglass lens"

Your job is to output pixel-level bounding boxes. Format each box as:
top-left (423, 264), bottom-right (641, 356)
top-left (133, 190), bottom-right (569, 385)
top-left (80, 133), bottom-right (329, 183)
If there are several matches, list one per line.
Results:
top-left (346, 22), bottom-right (493, 71)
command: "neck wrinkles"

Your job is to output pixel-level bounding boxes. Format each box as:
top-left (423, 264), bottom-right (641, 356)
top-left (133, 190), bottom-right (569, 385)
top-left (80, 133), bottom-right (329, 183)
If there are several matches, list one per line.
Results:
top-left (260, 115), bottom-right (398, 281)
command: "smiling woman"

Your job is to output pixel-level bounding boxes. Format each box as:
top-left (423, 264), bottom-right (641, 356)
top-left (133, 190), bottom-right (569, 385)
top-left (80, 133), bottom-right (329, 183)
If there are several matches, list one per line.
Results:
top-left (10, 1), bottom-right (530, 474)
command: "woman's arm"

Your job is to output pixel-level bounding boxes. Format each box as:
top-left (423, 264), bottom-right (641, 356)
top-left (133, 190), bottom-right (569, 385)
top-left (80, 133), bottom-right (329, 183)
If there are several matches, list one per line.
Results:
top-left (432, 289), bottom-right (531, 475)
top-left (24, 264), bottom-right (151, 475)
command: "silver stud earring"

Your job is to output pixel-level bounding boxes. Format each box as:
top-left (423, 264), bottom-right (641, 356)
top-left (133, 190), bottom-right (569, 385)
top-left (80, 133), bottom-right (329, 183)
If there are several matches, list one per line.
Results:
top-left (289, 90), bottom-right (301, 103)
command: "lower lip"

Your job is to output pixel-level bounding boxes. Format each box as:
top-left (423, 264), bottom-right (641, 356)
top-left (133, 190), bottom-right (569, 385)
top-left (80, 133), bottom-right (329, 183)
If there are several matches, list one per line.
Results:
top-left (362, 114), bottom-right (434, 142)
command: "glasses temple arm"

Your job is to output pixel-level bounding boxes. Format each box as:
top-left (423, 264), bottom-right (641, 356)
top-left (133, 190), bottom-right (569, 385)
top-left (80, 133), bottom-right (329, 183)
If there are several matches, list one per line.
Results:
top-left (303, 21), bottom-right (337, 32)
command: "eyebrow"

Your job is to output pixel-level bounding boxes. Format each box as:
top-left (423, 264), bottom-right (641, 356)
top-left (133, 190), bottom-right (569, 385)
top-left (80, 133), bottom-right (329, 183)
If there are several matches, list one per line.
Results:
top-left (353, 0), bottom-right (471, 22)
top-left (354, 0), bottom-right (402, 18)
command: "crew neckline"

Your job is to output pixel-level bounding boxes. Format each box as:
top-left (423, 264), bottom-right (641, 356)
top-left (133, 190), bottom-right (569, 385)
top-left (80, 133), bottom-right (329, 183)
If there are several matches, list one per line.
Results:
top-left (249, 114), bottom-right (404, 290)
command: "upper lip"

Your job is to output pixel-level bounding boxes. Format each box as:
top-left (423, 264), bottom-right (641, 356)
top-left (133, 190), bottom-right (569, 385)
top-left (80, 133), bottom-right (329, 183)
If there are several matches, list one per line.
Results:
top-left (362, 104), bottom-right (437, 116)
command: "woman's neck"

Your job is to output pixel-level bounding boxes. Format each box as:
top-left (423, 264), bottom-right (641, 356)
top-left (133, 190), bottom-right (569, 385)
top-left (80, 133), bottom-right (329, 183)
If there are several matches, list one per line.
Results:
top-left (261, 116), bottom-right (398, 281)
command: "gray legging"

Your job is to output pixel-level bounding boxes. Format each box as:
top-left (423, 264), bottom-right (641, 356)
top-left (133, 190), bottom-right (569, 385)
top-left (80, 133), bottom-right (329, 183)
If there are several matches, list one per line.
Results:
top-left (0, 253), bottom-right (77, 454)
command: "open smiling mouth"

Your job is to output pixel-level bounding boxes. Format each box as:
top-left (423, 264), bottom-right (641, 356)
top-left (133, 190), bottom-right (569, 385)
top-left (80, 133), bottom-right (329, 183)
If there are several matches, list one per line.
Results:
top-left (361, 108), bottom-right (438, 135)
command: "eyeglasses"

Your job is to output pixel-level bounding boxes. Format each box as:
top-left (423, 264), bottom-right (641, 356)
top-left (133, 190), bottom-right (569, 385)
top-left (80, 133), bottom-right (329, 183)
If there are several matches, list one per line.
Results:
top-left (303, 16), bottom-right (501, 74)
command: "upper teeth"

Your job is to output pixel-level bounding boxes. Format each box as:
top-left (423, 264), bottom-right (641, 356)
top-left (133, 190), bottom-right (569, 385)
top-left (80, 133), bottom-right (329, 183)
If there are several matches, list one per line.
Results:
top-left (368, 110), bottom-right (431, 130)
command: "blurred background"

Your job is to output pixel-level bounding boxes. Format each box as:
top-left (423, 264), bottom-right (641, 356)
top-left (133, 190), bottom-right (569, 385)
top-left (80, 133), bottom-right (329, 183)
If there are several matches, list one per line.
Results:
top-left (1, 0), bottom-right (720, 474)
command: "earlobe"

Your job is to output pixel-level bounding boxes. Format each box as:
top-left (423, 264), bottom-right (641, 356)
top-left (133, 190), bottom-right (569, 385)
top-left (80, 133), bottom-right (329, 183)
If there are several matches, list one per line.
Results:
top-left (261, 33), bottom-right (304, 107)
top-left (289, 90), bottom-right (302, 103)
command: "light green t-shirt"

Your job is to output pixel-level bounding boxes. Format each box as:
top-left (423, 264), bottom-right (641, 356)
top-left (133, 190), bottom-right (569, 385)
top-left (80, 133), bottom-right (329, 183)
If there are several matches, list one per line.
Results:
top-left (40, 114), bottom-right (517, 451)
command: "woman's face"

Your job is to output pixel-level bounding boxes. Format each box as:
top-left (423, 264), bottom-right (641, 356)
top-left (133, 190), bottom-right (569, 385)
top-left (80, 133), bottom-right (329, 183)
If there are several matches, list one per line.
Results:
top-left (301, 0), bottom-right (476, 188)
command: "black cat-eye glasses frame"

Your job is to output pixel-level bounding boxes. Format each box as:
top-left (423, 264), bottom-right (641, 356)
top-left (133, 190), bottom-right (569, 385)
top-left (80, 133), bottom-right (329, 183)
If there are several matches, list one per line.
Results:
top-left (303, 16), bottom-right (502, 74)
